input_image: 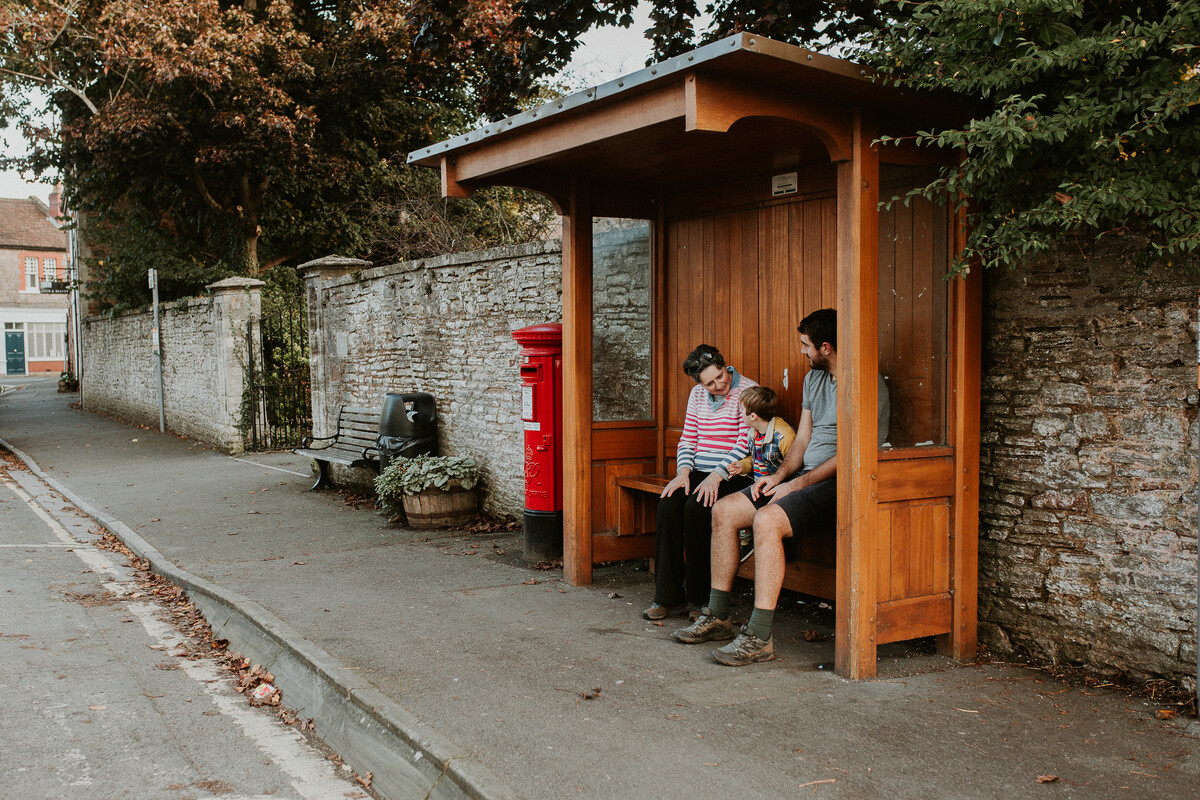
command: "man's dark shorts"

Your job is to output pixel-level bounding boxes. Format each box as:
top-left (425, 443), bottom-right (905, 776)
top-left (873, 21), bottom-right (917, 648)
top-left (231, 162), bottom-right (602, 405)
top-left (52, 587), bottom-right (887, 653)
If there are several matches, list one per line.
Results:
top-left (739, 471), bottom-right (837, 535)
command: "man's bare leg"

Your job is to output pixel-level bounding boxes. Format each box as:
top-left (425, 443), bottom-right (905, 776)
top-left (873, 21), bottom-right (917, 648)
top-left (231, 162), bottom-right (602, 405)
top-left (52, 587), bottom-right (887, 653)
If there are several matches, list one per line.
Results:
top-left (710, 504), bottom-right (790, 665)
top-left (710, 493), bottom-right (758, 592)
top-left (750, 504), bottom-right (790, 613)
top-left (672, 492), bottom-right (757, 644)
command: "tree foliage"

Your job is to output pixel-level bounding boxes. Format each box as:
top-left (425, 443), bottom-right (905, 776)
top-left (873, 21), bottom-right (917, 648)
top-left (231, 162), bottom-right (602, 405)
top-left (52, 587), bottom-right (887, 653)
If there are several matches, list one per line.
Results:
top-left (870, 1), bottom-right (1200, 272)
top-left (0, 0), bottom-right (535, 308)
top-left (407, 1), bottom-right (901, 116)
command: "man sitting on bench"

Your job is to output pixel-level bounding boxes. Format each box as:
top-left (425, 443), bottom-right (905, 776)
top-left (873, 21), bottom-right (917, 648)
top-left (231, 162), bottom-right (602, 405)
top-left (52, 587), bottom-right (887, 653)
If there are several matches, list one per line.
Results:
top-left (672, 308), bottom-right (889, 666)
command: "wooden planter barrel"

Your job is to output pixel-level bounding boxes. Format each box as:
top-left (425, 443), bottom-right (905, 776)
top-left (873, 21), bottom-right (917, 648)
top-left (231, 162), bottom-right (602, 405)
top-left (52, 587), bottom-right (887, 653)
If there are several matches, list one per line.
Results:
top-left (401, 483), bottom-right (478, 529)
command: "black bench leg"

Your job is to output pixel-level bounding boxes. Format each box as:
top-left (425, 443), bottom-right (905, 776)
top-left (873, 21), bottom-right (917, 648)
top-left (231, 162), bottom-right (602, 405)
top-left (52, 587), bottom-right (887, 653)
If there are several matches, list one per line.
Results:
top-left (308, 460), bottom-right (332, 491)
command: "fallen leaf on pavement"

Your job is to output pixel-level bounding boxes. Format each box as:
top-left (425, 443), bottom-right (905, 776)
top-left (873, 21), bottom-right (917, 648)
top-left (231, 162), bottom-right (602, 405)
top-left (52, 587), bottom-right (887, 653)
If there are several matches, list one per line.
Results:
top-left (580, 687), bottom-right (601, 700)
top-left (608, 592), bottom-right (623, 599)
top-left (1037, 775), bottom-right (1058, 783)
top-left (293, 561), bottom-right (307, 565)
top-left (88, 705), bottom-right (107, 711)
top-left (522, 578), bottom-right (539, 585)
top-left (801, 629), bottom-right (825, 642)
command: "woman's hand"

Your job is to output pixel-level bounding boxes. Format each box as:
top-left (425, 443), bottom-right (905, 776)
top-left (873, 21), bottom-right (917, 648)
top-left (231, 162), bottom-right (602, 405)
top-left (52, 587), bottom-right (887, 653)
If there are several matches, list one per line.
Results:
top-left (693, 473), bottom-right (723, 507)
top-left (661, 469), bottom-right (691, 498)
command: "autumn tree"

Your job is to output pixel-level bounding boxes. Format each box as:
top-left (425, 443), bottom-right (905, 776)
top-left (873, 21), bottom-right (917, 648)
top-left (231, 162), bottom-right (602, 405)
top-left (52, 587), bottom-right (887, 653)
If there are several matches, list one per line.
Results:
top-left (0, 0), bottom-right (538, 306)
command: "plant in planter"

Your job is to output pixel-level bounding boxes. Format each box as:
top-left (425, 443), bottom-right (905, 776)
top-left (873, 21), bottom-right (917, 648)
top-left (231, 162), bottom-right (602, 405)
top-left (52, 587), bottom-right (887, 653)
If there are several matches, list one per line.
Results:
top-left (58, 370), bottom-right (78, 392)
top-left (375, 454), bottom-right (480, 529)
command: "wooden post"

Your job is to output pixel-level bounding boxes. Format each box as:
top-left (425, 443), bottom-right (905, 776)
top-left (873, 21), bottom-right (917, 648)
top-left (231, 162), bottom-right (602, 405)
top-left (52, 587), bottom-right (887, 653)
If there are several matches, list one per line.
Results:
top-left (941, 262), bottom-right (982, 658)
top-left (562, 179), bottom-right (594, 585)
top-left (835, 109), bottom-right (881, 679)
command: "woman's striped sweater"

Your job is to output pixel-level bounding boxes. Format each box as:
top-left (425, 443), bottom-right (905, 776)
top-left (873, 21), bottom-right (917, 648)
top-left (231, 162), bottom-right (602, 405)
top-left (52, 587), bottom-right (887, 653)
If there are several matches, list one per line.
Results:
top-left (675, 370), bottom-right (758, 473)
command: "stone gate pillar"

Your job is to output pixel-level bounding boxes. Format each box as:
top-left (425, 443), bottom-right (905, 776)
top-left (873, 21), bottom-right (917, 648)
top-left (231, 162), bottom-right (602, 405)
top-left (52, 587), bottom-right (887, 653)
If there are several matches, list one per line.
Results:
top-left (207, 276), bottom-right (265, 453)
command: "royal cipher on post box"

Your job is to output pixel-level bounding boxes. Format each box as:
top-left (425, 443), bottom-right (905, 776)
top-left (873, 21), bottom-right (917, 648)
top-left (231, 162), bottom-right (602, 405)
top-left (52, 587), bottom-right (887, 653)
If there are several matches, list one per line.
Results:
top-left (511, 323), bottom-right (563, 561)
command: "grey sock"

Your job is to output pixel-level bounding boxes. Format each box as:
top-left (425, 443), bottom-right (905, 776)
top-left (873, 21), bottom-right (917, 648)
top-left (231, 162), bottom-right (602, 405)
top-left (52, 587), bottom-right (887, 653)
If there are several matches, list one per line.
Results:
top-left (707, 588), bottom-right (731, 620)
top-left (747, 608), bottom-right (774, 642)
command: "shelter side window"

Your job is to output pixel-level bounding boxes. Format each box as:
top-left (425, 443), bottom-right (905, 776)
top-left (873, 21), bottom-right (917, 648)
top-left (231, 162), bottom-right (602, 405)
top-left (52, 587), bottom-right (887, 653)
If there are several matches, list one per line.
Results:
top-left (877, 166), bottom-right (950, 448)
top-left (592, 218), bottom-right (652, 422)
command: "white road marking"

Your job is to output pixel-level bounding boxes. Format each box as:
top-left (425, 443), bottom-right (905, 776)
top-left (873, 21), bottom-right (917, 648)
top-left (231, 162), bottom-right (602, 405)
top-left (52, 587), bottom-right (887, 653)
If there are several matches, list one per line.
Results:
top-left (4, 470), bottom-right (360, 800)
top-left (228, 457), bottom-right (310, 477)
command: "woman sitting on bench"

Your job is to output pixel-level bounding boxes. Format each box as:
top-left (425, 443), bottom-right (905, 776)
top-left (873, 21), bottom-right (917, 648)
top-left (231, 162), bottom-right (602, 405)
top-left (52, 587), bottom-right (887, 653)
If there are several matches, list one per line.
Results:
top-left (643, 345), bottom-right (757, 620)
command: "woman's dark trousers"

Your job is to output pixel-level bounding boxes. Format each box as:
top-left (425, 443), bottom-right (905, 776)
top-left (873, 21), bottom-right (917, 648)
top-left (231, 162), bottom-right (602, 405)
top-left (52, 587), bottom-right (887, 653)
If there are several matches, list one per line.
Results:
top-left (653, 471), bottom-right (752, 607)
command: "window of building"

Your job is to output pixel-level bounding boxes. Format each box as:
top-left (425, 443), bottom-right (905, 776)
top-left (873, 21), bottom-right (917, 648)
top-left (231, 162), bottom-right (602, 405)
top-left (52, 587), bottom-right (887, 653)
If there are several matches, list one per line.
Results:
top-left (25, 257), bottom-right (39, 291)
top-left (43, 257), bottom-right (57, 281)
top-left (27, 322), bottom-right (65, 360)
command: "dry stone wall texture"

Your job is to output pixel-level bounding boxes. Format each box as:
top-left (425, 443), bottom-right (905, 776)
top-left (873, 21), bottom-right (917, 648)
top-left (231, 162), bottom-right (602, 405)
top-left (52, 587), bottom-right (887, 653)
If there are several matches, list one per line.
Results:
top-left (306, 234), bottom-right (650, 515)
top-left (81, 282), bottom-right (258, 452)
top-left (979, 235), bottom-right (1199, 686)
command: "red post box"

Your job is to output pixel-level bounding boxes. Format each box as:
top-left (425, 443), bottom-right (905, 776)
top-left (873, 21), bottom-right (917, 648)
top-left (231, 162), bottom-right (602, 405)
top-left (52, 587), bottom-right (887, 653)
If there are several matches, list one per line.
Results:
top-left (512, 323), bottom-right (563, 561)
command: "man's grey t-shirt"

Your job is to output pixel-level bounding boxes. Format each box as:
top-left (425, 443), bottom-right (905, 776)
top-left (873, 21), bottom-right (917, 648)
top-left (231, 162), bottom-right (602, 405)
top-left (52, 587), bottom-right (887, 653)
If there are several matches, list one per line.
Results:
top-left (800, 368), bottom-right (891, 471)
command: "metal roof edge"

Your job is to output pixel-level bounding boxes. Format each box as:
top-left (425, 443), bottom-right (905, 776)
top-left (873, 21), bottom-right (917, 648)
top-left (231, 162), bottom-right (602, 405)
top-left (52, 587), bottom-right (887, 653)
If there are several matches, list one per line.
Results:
top-left (407, 32), bottom-right (862, 167)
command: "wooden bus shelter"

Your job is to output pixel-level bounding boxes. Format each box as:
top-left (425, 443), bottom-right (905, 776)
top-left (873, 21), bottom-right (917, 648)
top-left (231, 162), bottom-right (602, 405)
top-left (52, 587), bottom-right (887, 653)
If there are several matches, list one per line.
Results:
top-left (410, 34), bottom-right (981, 678)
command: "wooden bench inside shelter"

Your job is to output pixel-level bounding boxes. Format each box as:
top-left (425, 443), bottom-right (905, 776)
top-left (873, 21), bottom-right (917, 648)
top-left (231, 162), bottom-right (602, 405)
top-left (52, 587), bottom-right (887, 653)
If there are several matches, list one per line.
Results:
top-left (293, 405), bottom-right (381, 491)
top-left (615, 474), bottom-right (836, 601)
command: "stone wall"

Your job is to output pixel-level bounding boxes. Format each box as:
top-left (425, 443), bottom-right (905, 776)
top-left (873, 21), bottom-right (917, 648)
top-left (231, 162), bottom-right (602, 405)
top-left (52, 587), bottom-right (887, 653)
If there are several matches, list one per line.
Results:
top-left (979, 234), bottom-right (1199, 686)
top-left (81, 278), bottom-right (261, 452)
top-left (304, 231), bottom-right (651, 514)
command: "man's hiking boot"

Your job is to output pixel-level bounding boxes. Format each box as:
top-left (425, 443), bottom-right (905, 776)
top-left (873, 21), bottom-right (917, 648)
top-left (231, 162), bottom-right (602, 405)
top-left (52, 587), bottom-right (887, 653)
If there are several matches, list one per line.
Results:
top-left (643, 602), bottom-right (688, 621)
top-left (712, 628), bottom-right (776, 666)
top-left (672, 610), bottom-right (735, 643)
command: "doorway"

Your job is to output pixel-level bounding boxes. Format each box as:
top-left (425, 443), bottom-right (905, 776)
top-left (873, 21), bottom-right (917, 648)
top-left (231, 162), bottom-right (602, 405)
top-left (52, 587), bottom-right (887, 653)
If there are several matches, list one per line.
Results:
top-left (5, 330), bottom-right (25, 375)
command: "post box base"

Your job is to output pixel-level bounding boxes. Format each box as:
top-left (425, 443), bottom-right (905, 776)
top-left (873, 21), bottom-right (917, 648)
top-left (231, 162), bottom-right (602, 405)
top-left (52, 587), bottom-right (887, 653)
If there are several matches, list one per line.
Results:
top-left (523, 510), bottom-right (563, 562)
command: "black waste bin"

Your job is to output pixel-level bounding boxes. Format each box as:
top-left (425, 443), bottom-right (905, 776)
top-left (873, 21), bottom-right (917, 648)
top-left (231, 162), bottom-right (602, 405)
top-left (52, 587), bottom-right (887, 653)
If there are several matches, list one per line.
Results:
top-left (377, 392), bottom-right (438, 473)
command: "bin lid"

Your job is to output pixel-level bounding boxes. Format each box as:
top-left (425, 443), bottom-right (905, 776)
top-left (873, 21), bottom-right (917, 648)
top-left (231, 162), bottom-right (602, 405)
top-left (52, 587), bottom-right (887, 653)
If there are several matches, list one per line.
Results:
top-left (512, 322), bottom-right (562, 345)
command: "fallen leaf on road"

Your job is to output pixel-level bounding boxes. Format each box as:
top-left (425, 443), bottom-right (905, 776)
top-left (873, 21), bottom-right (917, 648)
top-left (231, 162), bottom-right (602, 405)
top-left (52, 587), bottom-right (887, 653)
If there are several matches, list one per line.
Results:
top-left (293, 561), bottom-right (307, 565)
top-left (151, 518), bottom-right (161, 522)
top-left (799, 779), bottom-right (835, 788)
top-left (522, 578), bottom-right (539, 585)
top-left (1155, 709), bottom-right (1177, 719)
top-left (88, 705), bottom-right (107, 711)
top-left (608, 592), bottom-right (623, 599)
top-left (1037, 775), bottom-right (1058, 783)
top-left (801, 629), bottom-right (825, 642)
top-left (580, 687), bottom-right (601, 700)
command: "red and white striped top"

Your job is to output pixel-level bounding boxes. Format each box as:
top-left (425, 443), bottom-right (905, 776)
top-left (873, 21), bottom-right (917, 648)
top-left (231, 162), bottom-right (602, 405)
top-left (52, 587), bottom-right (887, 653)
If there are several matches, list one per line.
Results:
top-left (676, 369), bottom-right (757, 473)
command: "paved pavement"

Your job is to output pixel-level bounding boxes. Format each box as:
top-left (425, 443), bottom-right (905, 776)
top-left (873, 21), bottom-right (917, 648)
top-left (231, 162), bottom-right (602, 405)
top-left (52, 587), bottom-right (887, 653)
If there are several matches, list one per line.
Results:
top-left (1, 378), bottom-right (1196, 799)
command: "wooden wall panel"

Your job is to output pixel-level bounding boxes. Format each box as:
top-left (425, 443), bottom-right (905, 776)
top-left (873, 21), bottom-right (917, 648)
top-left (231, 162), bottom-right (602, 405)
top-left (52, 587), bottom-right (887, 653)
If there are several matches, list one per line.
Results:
top-left (877, 498), bottom-right (951, 602)
top-left (663, 193), bottom-right (840, 465)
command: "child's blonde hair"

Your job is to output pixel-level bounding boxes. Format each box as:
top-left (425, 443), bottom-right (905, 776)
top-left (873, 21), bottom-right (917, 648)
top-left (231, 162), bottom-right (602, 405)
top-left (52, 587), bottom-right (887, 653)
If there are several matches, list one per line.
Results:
top-left (740, 386), bottom-right (778, 420)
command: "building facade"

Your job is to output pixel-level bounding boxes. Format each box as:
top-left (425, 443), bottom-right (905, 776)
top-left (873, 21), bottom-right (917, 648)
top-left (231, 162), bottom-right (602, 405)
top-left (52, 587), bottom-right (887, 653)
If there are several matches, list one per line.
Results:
top-left (0, 191), bottom-right (70, 376)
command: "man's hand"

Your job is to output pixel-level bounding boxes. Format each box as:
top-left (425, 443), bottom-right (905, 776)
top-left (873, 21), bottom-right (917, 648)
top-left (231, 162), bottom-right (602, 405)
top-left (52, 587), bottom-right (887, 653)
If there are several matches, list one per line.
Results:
top-left (660, 470), bottom-right (691, 498)
top-left (751, 472), bottom-right (781, 501)
top-left (692, 473), bottom-right (723, 507)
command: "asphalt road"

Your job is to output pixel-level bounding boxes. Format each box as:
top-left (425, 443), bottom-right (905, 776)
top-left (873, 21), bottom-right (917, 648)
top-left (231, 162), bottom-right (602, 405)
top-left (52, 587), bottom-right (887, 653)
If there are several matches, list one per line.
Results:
top-left (0, 451), bottom-right (368, 800)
